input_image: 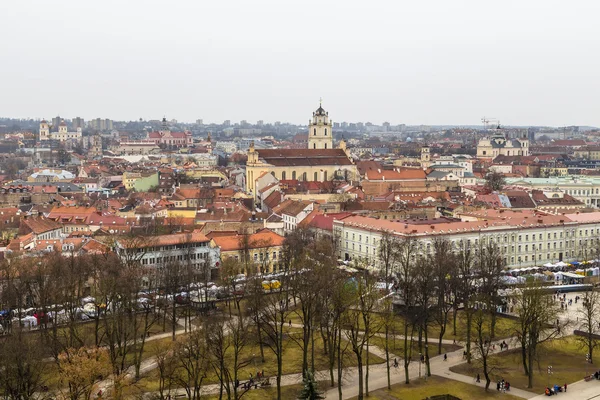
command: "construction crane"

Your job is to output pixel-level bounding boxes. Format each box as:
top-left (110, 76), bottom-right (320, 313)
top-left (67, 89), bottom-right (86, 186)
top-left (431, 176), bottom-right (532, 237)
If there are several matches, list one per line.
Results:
top-left (481, 116), bottom-right (501, 130)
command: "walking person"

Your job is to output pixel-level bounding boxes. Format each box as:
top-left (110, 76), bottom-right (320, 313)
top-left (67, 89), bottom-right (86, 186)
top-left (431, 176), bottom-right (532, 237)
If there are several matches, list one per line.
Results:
top-left (476, 373), bottom-right (480, 383)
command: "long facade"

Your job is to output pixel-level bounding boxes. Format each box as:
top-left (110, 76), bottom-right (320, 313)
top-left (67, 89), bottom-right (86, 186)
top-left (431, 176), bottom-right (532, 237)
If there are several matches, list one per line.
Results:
top-left (333, 211), bottom-right (600, 269)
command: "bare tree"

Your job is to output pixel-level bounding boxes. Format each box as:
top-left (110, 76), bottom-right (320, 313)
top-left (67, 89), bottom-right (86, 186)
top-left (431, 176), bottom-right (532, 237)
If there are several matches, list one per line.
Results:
top-left (395, 235), bottom-right (419, 384)
top-left (172, 328), bottom-right (210, 400)
top-left (512, 282), bottom-right (563, 389)
top-left (577, 290), bottom-right (600, 363)
top-left (0, 330), bottom-right (47, 400)
top-left (259, 271), bottom-right (292, 400)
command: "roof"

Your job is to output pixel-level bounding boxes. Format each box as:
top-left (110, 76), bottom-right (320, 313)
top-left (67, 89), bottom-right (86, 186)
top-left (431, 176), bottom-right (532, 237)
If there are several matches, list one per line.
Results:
top-left (211, 228), bottom-right (285, 252)
top-left (20, 217), bottom-right (62, 235)
top-left (256, 149), bottom-right (353, 166)
top-left (272, 199), bottom-right (312, 217)
top-left (307, 212), bottom-right (353, 231)
top-left (365, 168), bottom-right (426, 181)
top-left (118, 231), bottom-right (210, 249)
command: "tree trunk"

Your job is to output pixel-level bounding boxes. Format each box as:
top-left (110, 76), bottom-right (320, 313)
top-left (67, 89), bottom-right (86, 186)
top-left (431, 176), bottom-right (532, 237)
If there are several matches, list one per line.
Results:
top-left (424, 326), bottom-right (431, 376)
top-left (385, 324), bottom-right (391, 389)
top-left (403, 320), bottom-right (410, 384)
top-left (338, 327), bottom-right (343, 400)
top-left (466, 310), bottom-right (472, 363)
top-left (365, 333), bottom-right (370, 396)
top-left (356, 353), bottom-right (364, 400)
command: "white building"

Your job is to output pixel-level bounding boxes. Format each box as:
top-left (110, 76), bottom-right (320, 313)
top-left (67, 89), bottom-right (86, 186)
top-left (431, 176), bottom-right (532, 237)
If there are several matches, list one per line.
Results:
top-left (115, 232), bottom-right (221, 285)
top-left (40, 119), bottom-right (82, 142)
top-left (333, 211), bottom-right (600, 269)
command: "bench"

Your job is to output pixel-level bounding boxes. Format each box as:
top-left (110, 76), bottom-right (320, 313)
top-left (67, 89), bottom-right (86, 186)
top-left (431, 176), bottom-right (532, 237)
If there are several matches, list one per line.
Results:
top-left (584, 375), bottom-right (594, 382)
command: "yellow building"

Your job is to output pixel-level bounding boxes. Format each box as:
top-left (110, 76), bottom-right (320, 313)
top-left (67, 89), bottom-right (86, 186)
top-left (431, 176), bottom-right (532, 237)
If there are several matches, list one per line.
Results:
top-left (245, 103), bottom-right (358, 195)
top-left (211, 229), bottom-right (286, 273)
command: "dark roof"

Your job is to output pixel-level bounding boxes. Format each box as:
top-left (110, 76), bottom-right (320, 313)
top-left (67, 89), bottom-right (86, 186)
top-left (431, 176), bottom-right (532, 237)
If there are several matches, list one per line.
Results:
top-left (314, 104), bottom-right (327, 116)
top-left (256, 149), bottom-right (352, 166)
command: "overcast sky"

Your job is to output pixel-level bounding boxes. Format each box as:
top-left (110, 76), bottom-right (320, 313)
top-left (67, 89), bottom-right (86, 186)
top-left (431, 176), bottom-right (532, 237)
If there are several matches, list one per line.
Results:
top-left (2, 0), bottom-right (599, 127)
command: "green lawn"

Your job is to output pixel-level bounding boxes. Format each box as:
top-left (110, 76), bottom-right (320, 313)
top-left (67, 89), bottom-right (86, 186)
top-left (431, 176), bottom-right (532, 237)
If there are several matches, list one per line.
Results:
top-left (133, 325), bottom-right (385, 392)
top-left (450, 336), bottom-right (595, 395)
top-left (370, 335), bottom-right (462, 361)
top-left (350, 375), bottom-right (522, 400)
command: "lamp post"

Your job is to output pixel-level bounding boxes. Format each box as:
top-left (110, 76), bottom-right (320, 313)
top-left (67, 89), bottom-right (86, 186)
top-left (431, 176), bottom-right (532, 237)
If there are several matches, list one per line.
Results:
top-left (547, 365), bottom-right (552, 388)
top-left (419, 352), bottom-right (422, 378)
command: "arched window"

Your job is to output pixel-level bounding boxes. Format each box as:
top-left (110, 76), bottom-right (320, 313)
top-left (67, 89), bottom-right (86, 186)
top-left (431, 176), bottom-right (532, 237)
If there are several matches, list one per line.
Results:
top-left (271, 171), bottom-right (275, 177)
top-left (302, 172), bottom-right (307, 181)
top-left (314, 172), bottom-right (318, 181)
top-left (282, 171), bottom-right (286, 180)
top-left (325, 128), bottom-right (327, 136)
top-left (324, 143), bottom-right (327, 149)
top-left (313, 143), bottom-right (316, 149)
top-left (324, 171), bottom-right (327, 181)
top-left (314, 128), bottom-right (317, 136)
top-left (292, 171), bottom-right (296, 180)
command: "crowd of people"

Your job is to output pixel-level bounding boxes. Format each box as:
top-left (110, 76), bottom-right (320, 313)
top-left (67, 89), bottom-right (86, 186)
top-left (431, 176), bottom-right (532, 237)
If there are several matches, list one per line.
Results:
top-left (545, 383), bottom-right (567, 396)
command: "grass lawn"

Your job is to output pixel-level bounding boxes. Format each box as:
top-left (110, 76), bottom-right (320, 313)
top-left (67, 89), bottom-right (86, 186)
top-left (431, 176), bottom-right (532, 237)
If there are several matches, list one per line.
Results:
top-left (204, 380), bottom-right (328, 400)
top-left (350, 375), bottom-right (522, 400)
top-left (289, 308), bottom-right (519, 344)
top-left (370, 335), bottom-right (462, 361)
top-left (134, 325), bottom-right (385, 392)
top-left (450, 336), bottom-right (595, 394)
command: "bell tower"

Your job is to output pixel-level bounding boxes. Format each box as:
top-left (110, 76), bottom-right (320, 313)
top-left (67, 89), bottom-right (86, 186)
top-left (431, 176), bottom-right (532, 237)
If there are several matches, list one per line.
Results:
top-left (308, 100), bottom-right (333, 150)
top-left (39, 119), bottom-right (50, 141)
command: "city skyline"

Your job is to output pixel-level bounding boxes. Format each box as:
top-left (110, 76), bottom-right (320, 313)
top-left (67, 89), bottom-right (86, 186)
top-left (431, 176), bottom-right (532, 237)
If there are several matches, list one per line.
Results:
top-left (2, 1), bottom-right (600, 126)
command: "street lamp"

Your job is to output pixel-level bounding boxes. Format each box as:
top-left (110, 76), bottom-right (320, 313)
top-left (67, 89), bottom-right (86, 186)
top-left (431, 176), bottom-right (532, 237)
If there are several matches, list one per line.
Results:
top-left (547, 365), bottom-right (552, 388)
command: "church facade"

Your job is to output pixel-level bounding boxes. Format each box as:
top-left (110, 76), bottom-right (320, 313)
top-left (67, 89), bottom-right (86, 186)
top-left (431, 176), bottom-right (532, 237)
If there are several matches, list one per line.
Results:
top-left (39, 119), bottom-right (82, 142)
top-left (477, 132), bottom-right (529, 160)
top-left (245, 103), bottom-right (358, 195)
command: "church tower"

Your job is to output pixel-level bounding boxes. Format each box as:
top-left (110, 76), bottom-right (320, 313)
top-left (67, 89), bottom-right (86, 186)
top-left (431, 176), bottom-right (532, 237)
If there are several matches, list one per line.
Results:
top-left (88, 135), bottom-right (103, 158)
top-left (39, 119), bottom-right (50, 141)
top-left (308, 100), bottom-right (333, 150)
top-left (420, 146), bottom-right (431, 168)
top-left (58, 120), bottom-right (68, 134)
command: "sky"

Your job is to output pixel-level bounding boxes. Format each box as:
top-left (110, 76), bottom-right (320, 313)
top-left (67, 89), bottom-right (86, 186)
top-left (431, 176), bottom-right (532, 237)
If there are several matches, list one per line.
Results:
top-left (2, 0), bottom-right (600, 127)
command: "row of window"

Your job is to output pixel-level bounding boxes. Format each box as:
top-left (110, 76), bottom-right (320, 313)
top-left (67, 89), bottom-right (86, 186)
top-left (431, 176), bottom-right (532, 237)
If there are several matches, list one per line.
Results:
top-left (142, 252), bottom-right (210, 265)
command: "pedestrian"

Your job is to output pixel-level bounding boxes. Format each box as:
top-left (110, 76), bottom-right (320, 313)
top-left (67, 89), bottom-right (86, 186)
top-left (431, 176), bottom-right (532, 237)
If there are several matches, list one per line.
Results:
top-left (476, 373), bottom-right (480, 383)
top-left (564, 383), bottom-right (567, 392)
top-left (289, 319), bottom-right (292, 327)
top-left (444, 353), bottom-right (447, 361)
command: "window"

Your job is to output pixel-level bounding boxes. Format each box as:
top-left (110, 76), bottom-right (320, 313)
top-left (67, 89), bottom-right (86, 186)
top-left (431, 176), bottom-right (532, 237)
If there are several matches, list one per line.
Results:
top-left (313, 143), bottom-right (316, 149)
top-left (324, 143), bottom-right (327, 149)
top-left (292, 171), bottom-right (296, 180)
top-left (282, 171), bottom-right (286, 180)
top-left (314, 128), bottom-right (316, 136)
top-left (254, 253), bottom-right (258, 261)
top-left (314, 172), bottom-right (318, 181)
top-left (324, 171), bottom-right (327, 181)
top-left (325, 128), bottom-right (327, 136)
top-left (302, 172), bottom-right (307, 181)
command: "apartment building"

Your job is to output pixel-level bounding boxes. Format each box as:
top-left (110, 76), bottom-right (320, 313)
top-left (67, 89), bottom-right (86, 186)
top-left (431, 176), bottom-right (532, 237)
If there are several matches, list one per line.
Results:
top-left (333, 210), bottom-right (600, 269)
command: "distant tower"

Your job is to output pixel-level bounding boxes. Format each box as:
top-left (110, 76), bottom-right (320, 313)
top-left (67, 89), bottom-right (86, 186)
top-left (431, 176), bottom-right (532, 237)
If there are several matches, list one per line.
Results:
top-left (421, 146), bottom-right (431, 163)
top-left (58, 119), bottom-right (68, 134)
top-left (39, 119), bottom-right (50, 141)
top-left (207, 131), bottom-right (212, 143)
top-left (88, 135), bottom-right (103, 158)
top-left (308, 100), bottom-right (333, 150)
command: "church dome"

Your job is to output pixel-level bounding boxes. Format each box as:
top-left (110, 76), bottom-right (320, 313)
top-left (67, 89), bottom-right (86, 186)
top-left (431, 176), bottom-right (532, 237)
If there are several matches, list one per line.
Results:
top-left (314, 104), bottom-right (327, 116)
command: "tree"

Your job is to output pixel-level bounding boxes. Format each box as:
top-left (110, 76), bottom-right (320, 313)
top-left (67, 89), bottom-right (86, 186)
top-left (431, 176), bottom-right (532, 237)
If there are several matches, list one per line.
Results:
top-left (456, 247), bottom-right (475, 363)
top-left (577, 290), bottom-right (600, 364)
top-left (298, 369), bottom-right (325, 400)
top-left (342, 275), bottom-right (380, 400)
top-left (172, 329), bottom-right (210, 400)
top-left (0, 331), bottom-right (47, 400)
top-left (484, 171), bottom-right (506, 192)
top-left (431, 238), bottom-right (454, 355)
top-left (155, 341), bottom-right (177, 400)
top-left (512, 282), bottom-right (563, 389)
top-left (395, 235), bottom-right (419, 384)
top-left (57, 347), bottom-right (111, 400)
top-left (259, 271), bottom-right (293, 400)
